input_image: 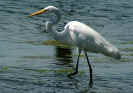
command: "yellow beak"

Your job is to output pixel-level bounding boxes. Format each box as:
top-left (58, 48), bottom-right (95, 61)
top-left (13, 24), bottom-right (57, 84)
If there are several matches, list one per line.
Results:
top-left (29, 9), bottom-right (48, 17)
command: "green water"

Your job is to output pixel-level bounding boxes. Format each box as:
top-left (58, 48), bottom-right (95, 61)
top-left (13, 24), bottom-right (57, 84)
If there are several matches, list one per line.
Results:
top-left (0, 0), bottom-right (133, 93)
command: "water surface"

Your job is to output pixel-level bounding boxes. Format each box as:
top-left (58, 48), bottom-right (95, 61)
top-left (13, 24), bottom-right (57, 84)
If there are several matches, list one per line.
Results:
top-left (0, 0), bottom-right (133, 93)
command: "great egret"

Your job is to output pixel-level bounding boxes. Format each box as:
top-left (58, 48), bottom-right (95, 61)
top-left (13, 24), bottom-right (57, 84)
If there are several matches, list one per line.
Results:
top-left (29, 6), bottom-right (121, 88)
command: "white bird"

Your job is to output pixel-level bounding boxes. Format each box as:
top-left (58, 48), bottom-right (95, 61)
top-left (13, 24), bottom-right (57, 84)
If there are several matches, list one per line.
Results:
top-left (29, 6), bottom-right (121, 88)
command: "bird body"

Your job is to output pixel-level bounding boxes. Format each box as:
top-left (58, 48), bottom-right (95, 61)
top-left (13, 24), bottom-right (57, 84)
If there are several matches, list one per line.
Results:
top-left (29, 6), bottom-right (121, 87)
top-left (54, 21), bottom-right (120, 59)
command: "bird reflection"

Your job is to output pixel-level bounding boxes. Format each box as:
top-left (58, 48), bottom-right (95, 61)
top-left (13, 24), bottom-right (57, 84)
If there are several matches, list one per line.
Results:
top-left (55, 47), bottom-right (73, 67)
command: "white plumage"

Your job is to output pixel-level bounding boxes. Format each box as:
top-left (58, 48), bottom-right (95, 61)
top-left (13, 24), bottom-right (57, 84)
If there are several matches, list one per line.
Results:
top-left (63, 21), bottom-right (121, 59)
top-left (29, 6), bottom-right (121, 88)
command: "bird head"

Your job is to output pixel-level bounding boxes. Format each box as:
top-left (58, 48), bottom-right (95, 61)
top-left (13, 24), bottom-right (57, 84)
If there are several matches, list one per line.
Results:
top-left (29, 6), bottom-right (58, 17)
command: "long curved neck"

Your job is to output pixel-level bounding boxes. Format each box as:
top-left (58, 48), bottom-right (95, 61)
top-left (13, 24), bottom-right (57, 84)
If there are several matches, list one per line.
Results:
top-left (46, 10), bottom-right (66, 42)
top-left (51, 10), bottom-right (61, 25)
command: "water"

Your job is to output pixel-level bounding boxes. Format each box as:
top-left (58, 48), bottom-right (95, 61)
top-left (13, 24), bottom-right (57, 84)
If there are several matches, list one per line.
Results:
top-left (0, 0), bottom-right (133, 93)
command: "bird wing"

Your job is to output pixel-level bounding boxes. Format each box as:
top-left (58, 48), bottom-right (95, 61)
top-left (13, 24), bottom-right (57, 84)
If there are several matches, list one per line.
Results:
top-left (64, 21), bottom-right (108, 52)
top-left (64, 21), bottom-right (121, 59)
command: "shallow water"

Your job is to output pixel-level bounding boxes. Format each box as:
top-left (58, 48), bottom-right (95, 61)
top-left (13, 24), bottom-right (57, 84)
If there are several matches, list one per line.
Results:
top-left (0, 0), bottom-right (133, 93)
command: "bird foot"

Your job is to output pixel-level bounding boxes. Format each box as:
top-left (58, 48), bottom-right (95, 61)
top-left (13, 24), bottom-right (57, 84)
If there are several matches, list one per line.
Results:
top-left (89, 81), bottom-right (93, 88)
top-left (67, 71), bottom-right (78, 78)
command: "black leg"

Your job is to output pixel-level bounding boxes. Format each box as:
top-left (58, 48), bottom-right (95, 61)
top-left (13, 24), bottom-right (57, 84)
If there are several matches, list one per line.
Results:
top-left (68, 49), bottom-right (81, 77)
top-left (84, 52), bottom-right (93, 88)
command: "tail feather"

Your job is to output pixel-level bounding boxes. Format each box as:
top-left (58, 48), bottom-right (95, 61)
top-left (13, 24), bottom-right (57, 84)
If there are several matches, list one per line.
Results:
top-left (103, 44), bottom-right (121, 60)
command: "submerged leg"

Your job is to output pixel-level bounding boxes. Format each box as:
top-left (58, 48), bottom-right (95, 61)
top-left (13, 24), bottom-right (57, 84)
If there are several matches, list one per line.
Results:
top-left (84, 52), bottom-right (93, 88)
top-left (68, 49), bottom-right (81, 77)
